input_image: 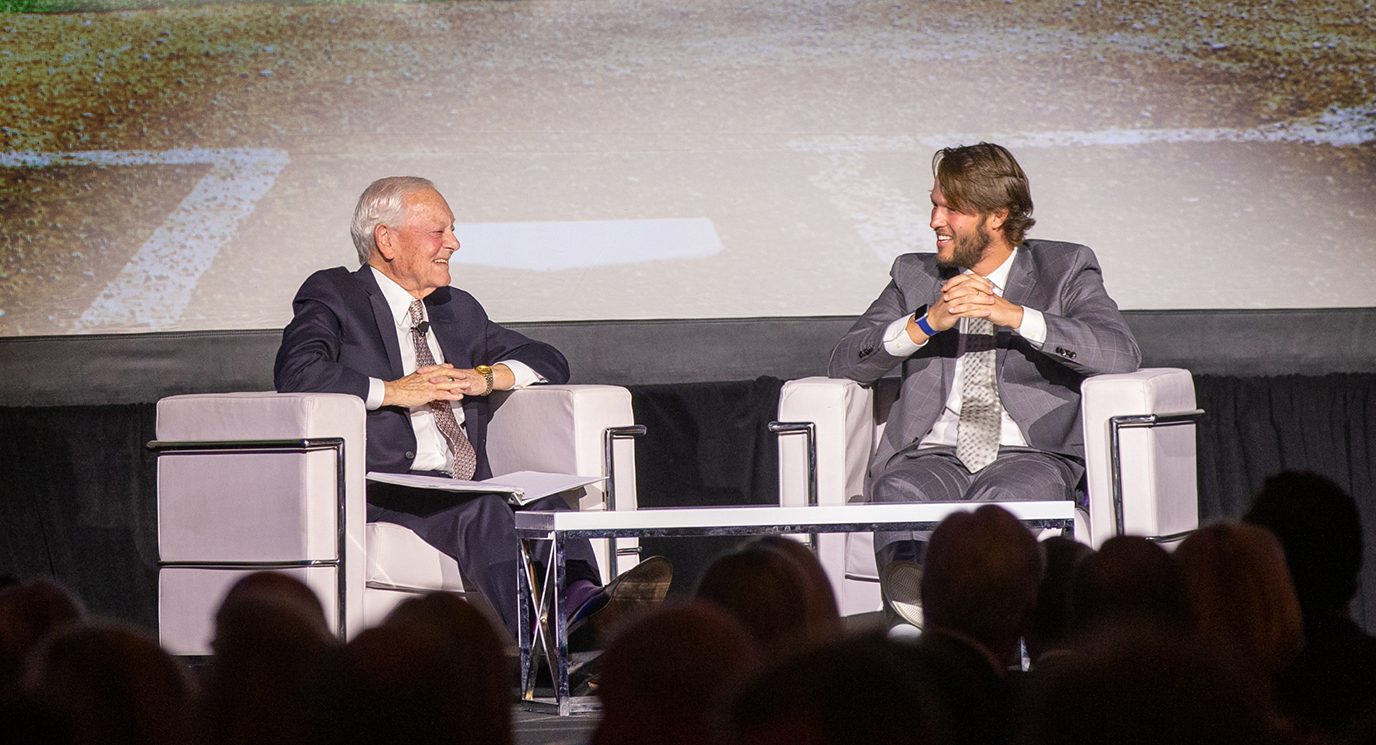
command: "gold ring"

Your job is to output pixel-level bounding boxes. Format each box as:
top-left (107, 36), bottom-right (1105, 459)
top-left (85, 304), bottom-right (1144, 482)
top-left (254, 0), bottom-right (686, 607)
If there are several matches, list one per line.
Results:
top-left (447, 376), bottom-right (456, 382)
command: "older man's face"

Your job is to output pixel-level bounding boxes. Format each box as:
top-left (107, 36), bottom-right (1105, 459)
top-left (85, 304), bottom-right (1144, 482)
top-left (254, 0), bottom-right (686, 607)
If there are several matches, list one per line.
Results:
top-left (377, 188), bottom-right (460, 298)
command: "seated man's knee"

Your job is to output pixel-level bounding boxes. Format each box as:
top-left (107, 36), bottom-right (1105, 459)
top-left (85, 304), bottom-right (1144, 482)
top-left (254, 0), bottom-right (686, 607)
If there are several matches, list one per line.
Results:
top-left (871, 471), bottom-right (933, 503)
top-left (872, 456), bottom-right (967, 504)
top-left (967, 458), bottom-right (1077, 502)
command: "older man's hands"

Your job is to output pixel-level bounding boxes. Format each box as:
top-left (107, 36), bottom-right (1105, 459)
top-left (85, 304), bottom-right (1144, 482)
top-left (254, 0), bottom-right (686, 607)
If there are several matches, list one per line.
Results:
top-left (381, 363), bottom-right (515, 408)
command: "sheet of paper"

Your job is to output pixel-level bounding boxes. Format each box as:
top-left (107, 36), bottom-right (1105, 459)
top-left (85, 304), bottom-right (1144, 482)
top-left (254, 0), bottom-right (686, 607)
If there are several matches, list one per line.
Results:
top-left (365, 470), bottom-right (604, 506)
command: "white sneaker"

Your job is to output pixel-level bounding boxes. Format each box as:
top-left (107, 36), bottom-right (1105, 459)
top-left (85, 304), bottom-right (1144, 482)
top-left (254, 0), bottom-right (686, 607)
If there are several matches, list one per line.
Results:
top-left (881, 560), bottom-right (924, 630)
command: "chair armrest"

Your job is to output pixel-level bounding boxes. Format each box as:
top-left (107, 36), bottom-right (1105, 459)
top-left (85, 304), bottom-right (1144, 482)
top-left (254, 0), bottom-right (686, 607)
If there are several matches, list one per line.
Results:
top-left (775, 377), bottom-right (876, 509)
top-left (1080, 368), bottom-right (1201, 547)
top-left (486, 384), bottom-right (639, 512)
top-left (153, 391), bottom-right (371, 644)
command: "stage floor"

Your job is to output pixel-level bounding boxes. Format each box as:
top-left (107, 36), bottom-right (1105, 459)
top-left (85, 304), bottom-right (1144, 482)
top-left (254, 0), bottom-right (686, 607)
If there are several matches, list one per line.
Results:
top-left (513, 707), bottom-right (598, 745)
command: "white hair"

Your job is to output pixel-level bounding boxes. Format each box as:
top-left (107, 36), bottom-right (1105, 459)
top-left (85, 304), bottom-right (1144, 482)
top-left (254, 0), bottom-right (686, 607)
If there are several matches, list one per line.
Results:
top-left (349, 176), bottom-right (437, 264)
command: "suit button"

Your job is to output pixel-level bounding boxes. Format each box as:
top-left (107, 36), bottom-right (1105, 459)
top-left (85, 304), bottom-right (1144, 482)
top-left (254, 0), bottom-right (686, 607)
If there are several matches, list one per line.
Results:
top-left (404, 451), bottom-right (416, 460)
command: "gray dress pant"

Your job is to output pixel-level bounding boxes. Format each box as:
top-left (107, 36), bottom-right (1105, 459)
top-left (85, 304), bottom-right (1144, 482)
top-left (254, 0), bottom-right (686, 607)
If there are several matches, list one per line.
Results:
top-left (871, 445), bottom-right (1082, 571)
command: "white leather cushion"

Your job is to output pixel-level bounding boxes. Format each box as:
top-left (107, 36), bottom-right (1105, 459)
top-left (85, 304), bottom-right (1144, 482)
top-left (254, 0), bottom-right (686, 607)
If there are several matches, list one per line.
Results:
top-left (155, 392), bottom-right (365, 562)
top-left (158, 566), bottom-right (340, 656)
top-left (1081, 368), bottom-right (1199, 544)
top-left (365, 522), bottom-right (465, 592)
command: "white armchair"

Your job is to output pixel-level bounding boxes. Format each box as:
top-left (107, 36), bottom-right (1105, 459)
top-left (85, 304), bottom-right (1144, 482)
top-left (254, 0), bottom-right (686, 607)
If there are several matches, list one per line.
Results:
top-left (775, 369), bottom-right (1201, 616)
top-left (151, 385), bottom-right (642, 655)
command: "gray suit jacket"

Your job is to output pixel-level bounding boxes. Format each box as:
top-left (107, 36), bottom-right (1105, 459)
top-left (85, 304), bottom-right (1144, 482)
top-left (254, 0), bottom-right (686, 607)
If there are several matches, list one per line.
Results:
top-left (828, 240), bottom-right (1140, 480)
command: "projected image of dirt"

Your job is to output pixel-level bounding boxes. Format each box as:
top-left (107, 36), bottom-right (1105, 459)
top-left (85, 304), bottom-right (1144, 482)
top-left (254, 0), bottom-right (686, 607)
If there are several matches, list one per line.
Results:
top-left (0, 1), bottom-right (1372, 335)
top-left (0, 163), bottom-right (208, 333)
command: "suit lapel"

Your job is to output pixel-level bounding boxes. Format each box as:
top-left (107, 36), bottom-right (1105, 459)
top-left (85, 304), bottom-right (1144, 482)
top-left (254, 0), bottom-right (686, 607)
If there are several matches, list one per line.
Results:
top-left (424, 289), bottom-right (474, 370)
top-left (997, 245), bottom-right (1038, 371)
top-left (1001, 244), bottom-right (1038, 307)
top-left (354, 266), bottom-right (404, 379)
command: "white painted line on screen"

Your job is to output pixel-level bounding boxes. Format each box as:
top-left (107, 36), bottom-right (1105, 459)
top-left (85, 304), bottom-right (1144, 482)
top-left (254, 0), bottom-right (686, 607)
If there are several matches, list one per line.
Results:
top-left (455, 217), bottom-right (723, 271)
top-left (789, 101), bottom-right (1375, 263)
top-left (786, 101), bottom-right (1376, 153)
top-left (0, 148), bottom-right (289, 331)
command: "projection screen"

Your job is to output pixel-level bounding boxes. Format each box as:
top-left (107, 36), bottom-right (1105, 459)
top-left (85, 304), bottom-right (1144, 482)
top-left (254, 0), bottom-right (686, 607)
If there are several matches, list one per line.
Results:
top-left (1, 0), bottom-right (1372, 337)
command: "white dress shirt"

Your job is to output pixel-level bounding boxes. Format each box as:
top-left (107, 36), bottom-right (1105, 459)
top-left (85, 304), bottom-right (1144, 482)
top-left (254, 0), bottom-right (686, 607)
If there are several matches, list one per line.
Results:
top-left (879, 248), bottom-right (1048, 449)
top-left (365, 267), bottom-right (542, 473)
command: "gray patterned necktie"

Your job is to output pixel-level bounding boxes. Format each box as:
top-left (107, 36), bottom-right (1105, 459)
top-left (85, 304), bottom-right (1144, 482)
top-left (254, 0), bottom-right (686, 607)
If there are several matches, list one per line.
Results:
top-left (956, 316), bottom-right (1000, 472)
top-left (408, 300), bottom-right (478, 480)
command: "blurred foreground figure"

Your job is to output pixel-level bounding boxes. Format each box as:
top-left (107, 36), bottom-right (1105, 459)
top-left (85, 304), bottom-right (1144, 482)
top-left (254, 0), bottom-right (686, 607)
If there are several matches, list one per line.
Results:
top-left (310, 591), bottom-right (513, 745)
top-left (1245, 471), bottom-right (1376, 739)
top-left (729, 633), bottom-right (952, 745)
top-left (1021, 626), bottom-right (1284, 745)
top-left (0, 578), bottom-right (85, 698)
top-left (912, 504), bottom-right (1042, 745)
top-left (198, 572), bottom-right (337, 745)
top-left (695, 536), bottom-right (841, 658)
top-left (1175, 522), bottom-right (1303, 699)
top-left (25, 624), bottom-right (192, 745)
top-left (592, 604), bottom-right (763, 745)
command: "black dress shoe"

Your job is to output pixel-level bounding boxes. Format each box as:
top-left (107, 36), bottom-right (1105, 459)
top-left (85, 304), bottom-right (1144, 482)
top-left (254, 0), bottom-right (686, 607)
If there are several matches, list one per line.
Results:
top-left (567, 556), bottom-right (672, 652)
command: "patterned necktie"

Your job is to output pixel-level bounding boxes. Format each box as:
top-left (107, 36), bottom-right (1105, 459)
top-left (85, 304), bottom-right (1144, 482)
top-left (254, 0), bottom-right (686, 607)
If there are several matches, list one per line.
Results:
top-left (956, 316), bottom-right (1000, 472)
top-left (408, 300), bottom-right (478, 480)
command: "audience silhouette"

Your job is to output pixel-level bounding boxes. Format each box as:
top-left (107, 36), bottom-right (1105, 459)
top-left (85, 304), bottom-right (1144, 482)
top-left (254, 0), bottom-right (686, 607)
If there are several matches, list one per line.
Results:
top-left (695, 535), bottom-right (842, 657)
top-left (1245, 471), bottom-right (1376, 740)
top-left (729, 632), bottom-right (952, 745)
top-left (198, 572), bottom-right (337, 745)
top-left (1024, 535), bottom-right (1093, 666)
top-left (910, 504), bottom-right (1042, 745)
top-left (0, 468), bottom-right (1371, 745)
top-left (25, 623), bottom-right (192, 745)
top-left (1175, 522), bottom-right (1304, 700)
top-left (592, 603), bottom-right (762, 745)
top-left (1069, 534), bottom-right (1191, 638)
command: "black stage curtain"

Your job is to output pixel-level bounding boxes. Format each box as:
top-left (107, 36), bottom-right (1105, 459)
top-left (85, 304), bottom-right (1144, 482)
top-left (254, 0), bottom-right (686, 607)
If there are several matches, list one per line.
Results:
top-left (629, 377), bottom-right (785, 597)
top-left (1194, 374), bottom-right (1376, 631)
top-left (0, 403), bottom-right (160, 628)
top-left (2, 374), bottom-right (1374, 633)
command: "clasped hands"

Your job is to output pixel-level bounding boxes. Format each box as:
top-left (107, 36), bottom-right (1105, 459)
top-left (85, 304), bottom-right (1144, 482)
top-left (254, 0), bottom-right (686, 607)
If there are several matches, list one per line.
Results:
top-left (382, 364), bottom-right (494, 409)
top-left (908, 274), bottom-right (1024, 342)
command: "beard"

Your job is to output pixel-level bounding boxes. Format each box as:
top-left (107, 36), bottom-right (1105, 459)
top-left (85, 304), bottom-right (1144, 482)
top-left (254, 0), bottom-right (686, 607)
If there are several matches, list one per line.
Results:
top-left (937, 214), bottom-right (992, 270)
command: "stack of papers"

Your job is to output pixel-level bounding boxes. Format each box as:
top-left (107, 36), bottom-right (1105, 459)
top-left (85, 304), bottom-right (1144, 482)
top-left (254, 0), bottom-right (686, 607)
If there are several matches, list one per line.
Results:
top-left (365, 470), bottom-right (606, 506)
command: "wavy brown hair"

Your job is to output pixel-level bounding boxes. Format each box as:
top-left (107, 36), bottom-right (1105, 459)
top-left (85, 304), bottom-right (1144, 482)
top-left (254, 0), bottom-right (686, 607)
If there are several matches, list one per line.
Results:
top-left (933, 142), bottom-right (1036, 245)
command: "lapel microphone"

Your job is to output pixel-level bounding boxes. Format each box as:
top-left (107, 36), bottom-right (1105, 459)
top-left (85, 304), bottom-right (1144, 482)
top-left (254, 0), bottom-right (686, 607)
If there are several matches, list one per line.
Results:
top-left (415, 321), bottom-right (430, 335)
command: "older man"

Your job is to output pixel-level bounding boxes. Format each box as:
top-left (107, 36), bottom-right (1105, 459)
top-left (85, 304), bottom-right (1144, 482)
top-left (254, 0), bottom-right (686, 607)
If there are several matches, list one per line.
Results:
top-left (828, 143), bottom-right (1140, 628)
top-left (274, 176), bottom-right (668, 642)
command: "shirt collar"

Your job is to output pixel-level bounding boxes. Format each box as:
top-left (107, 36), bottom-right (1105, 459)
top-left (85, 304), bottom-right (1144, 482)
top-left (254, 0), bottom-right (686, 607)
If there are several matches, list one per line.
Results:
top-left (963, 245), bottom-right (1018, 296)
top-left (369, 265), bottom-right (425, 330)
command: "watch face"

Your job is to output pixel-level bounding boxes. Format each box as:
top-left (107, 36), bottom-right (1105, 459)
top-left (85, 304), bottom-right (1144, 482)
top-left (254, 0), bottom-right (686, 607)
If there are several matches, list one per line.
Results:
top-left (475, 365), bottom-right (492, 374)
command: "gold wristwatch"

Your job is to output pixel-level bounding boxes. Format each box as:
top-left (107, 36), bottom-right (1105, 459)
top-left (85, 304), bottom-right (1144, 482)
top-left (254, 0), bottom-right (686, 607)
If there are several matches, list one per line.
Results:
top-left (475, 364), bottom-right (494, 395)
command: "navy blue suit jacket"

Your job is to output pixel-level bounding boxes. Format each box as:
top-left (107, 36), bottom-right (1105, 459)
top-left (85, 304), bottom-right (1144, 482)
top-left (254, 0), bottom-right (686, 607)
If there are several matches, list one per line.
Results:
top-left (273, 266), bottom-right (570, 478)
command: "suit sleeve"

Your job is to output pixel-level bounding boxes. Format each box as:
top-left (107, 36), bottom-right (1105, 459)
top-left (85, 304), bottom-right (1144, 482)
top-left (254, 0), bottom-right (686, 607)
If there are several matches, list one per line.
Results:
top-left (273, 271), bottom-right (373, 399)
top-left (828, 256), bottom-right (938, 385)
top-left (478, 314), bottom-right (570, 385)
top-left (1037, 248), bottom-right (1141, 376)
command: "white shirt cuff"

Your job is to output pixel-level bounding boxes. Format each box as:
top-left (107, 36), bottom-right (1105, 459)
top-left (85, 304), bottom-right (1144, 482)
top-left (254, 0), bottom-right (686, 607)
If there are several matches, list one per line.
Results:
top-left (498, 359), bottom-right (544, 389)
top-left (883, 314), bottom-right (926, 357)
top-left (365, 378), bottom-right (384, 410)
top-left (1017, 307), bottom-right (1047, 348)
